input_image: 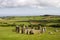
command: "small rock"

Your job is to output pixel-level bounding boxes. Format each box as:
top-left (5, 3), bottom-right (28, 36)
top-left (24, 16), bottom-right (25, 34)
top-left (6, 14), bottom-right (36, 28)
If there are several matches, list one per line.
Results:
top-left (48, 32), bottom-right (53, 35)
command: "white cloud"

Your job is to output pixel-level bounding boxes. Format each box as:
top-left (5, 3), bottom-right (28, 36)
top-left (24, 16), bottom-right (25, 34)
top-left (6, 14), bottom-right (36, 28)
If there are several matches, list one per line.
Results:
top-left (0, 0), bottom-right (60, 8)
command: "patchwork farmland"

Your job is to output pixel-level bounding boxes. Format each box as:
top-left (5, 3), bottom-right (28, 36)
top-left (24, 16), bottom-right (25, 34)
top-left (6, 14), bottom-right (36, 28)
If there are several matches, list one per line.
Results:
top-left (0, 15), bottom-right (60, 40)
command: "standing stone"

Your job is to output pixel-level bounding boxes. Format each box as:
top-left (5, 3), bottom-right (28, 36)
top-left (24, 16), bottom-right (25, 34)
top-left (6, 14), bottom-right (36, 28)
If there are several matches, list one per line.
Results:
top-left (26, 26), bottom-right (29, 34)
top-left (40, 26), bottom-right (42, 30)
top-left (21, 27), bottom-right (23, 34)
top-left (44, 27), bottom-right (46, 32)
top-left (41, 28), bottom-right (45, 33)
top-left (42, 28), bottom-right (45, 33)
top-left (16, 25), bottom-right (20, 33)
top-left (29, 29), bottom-right (34, 34)
top-left (26, 29), bottom-right (29, 34)
top-left (41, 27), bottom-right (46, 33)
top-left (21, 25), bottom-right (25, 34)
top-left (38, 26), bottom-right (40, 30)
top-left (38, 26), bottom-right (41, 30)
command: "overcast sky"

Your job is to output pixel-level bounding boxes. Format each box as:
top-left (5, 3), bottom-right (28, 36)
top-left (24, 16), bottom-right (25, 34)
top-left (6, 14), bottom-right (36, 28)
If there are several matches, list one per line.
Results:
top-left (0, 0), bottom-right (60, 16)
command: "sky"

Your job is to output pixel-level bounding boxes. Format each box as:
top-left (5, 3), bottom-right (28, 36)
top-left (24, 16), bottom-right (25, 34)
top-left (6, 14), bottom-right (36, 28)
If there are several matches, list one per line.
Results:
top-left (0, 0), bottom-right (60, 16)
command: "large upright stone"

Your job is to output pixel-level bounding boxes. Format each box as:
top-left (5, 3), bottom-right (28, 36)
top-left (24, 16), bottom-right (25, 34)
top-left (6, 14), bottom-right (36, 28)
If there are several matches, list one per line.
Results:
top-left (26, 29), bottom-right (29, 34)
top-left (16, 25), bottom-right (20, 33)
top-left (41, 27), bottom-right (46, 33)
top-left (44, 27), bottom-right (46, 32)
top-left (38, 26), bottom-right (41, 30)
top-left (21, 25), bottom-right (25, 34)
top-left (29, 29), bottom-right (34, 34)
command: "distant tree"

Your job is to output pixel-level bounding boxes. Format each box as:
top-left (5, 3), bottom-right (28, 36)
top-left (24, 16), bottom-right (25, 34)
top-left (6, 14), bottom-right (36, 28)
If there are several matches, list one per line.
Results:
top-left (49, 24), bottom-right (60, 28)
top-left (44, 14), bottom-right (51, 16)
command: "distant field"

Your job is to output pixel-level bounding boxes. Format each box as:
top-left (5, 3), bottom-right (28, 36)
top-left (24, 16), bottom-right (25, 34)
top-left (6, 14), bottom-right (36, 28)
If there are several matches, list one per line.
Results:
top-left (0, 15), bottom-right (60, 27)
top-left (0, 27), bottom-right (60, 40)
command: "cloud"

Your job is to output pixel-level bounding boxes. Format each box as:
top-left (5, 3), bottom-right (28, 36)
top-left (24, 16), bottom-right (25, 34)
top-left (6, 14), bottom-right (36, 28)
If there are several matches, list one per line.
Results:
top-left (0, 0), bottom-right (60, 8)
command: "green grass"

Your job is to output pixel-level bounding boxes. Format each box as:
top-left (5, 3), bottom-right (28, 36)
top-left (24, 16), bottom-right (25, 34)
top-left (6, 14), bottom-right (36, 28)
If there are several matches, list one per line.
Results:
top-left (0, 27), bottom-right (60, 40)
top-left (0, 16), bottom-right (60, 27)
top-left (0, 16), bottom-right (60, 40)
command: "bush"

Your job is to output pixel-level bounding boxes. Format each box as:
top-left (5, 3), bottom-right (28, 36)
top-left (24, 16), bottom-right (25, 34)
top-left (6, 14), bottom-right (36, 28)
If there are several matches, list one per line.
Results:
top-left (49, 23), bottom-right (60, 27)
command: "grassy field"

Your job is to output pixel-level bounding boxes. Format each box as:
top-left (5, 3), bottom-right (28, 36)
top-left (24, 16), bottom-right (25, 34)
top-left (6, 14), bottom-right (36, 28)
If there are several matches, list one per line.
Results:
top-left (0, 15), bottom-right (60, 40)
top-left (0, 27), bottom-right (60, 40)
